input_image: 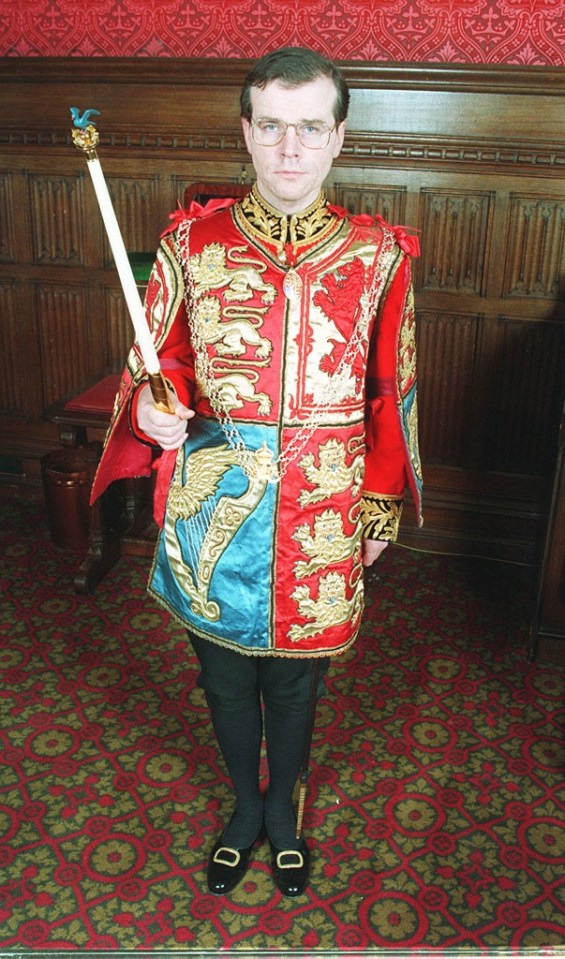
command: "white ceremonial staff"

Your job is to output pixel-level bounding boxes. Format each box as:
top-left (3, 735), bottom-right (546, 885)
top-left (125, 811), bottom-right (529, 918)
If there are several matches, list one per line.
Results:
top-left (70, 107), bottom-right (174, 413)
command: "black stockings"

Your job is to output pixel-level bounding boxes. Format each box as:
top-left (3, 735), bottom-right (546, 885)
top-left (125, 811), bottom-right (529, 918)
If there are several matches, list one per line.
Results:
top-left (190, 634), bottom-right (328, 850)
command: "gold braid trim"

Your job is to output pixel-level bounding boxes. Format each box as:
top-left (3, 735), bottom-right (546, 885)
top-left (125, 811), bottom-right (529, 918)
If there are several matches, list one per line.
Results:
top-left (235, 185), bottom-right (336, 251)
top-left (360, 492), bottom-right (403, 541)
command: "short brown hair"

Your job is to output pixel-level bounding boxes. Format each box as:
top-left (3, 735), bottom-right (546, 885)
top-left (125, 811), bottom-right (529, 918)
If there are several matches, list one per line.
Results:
top-left (240, 46), bottom-right (350, 125)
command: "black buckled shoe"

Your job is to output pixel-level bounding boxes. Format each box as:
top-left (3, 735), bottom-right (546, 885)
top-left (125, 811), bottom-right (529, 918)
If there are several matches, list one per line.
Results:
top-left (270, 839), bottom-right (310, 897)
top-left (207, 834), bottom-right (256, 896)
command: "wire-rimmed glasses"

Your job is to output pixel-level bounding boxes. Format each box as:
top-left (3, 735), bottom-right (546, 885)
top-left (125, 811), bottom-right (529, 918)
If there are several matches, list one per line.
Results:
top-left (251, 119), bottom-right (337, 149)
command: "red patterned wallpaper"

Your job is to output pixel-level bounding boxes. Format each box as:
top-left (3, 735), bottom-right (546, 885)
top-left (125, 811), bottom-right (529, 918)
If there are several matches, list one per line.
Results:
top-left (1, 0), bottom-right (564, 65)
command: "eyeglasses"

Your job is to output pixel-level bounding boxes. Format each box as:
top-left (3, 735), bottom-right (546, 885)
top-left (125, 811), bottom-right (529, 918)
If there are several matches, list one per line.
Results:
top-left (251, 118), bottom-right (337, 150)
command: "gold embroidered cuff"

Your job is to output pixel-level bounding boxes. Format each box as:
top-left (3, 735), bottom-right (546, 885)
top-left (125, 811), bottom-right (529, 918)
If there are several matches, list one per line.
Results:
top-left (360, 493), bottom-right (403, 541)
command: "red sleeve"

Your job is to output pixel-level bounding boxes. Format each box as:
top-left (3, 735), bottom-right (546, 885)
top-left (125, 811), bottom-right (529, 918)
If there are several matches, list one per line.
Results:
top-left (364, 254), bottom-right (412, 498)
top-left (129, 244), bottom-right (196, 444)
top-left (92, 237), bottom-right (196, 499)
top-left (129, 313), bottom-right (196, 445)
top-left (360, 253), bottom-right (415, 540)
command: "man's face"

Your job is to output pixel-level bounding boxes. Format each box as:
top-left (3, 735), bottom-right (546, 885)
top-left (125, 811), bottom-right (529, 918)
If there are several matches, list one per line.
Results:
top-left (241, 76), bottom-right (346, 215)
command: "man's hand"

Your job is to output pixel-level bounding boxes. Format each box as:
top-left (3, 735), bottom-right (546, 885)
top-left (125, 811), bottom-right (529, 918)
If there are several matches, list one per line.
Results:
top-left (136, 383), bottom-right (194, 450)
top-left (362, 538), bottom-right (389, 567)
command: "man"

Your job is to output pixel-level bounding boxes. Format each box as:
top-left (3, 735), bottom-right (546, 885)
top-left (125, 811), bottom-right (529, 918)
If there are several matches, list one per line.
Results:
top-left (93, 46), bottom-right (423, 898)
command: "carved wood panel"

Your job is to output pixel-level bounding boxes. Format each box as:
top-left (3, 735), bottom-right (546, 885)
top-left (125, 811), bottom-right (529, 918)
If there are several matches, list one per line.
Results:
top-left (104, 174), bottom-right (165, 263)
top-left (504, 194), bottom-right (565, 299)
top-left (416, 311), bottom-right (482, 467)
top-left (330, 184), bottom-right (407, 225)
top-left (486, 316), bottom-right (565, 474)
top-left (103, 285), bottom-right (138, 370)
top-left (35, 283), bottom-right (104, 406)
top-left (417, 189), bottom-right (495, 296)
top-left (28, 174), bottom-right (87, 266)
top-left (0, 172), bottom-right (16, 263)
top-left (0, 282), bottom-right (28, 414)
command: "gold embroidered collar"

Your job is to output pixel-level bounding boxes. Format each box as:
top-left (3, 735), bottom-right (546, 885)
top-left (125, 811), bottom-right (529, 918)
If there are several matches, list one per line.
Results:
top-left (236, 185), bottom-right (335, 249)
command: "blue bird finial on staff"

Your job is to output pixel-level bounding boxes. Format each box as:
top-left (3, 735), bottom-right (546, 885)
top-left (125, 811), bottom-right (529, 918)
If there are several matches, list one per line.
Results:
top-left (70, 107), bottom-right (101, 129)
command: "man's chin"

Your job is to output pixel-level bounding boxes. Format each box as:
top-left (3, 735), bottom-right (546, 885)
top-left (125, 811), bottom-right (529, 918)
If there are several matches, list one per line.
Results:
top-left (260, 180), bottom-right (318, 214)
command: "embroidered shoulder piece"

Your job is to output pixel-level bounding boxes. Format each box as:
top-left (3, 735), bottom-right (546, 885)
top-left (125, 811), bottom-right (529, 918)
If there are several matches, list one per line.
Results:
top-left (161, 197), bottom-right (238, 237)
top-left (328, 204), bottom-right (420, 257)
top-left (360, 492), bottom-right (403, 541)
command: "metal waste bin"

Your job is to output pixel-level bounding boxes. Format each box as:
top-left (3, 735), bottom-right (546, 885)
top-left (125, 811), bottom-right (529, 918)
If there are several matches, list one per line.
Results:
top-left (42, 448), bottom-right (91, 550)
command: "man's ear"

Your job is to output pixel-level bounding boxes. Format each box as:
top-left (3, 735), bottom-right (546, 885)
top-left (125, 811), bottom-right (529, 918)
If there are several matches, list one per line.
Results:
top-left (333, 120), bottom-right (346, 159)
top-left (241, 117), bottom-right (253, 154)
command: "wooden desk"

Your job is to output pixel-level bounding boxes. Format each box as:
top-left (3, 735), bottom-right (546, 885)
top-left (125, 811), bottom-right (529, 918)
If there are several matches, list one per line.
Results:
top-left (49, 375), bottom-right (155, 594)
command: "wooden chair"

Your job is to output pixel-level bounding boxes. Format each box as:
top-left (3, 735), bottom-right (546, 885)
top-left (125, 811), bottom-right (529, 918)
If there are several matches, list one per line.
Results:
top-left (183, 180), bottom-right (250, 207)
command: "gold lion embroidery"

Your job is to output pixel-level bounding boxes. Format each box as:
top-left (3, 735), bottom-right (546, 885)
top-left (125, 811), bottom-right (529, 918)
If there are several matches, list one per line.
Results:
top-left (289, 571), bottom-right (363, 642)
top-left (189, 242), bottom-right (276, 304)
top-left (202, 369), bottom-right (272, 416)
top-left (195, 297), bottom-right (272, 359)
top-left (298, 438), bottom-right (364, 507)
top-left (293, 509), bottom-right (357, 578)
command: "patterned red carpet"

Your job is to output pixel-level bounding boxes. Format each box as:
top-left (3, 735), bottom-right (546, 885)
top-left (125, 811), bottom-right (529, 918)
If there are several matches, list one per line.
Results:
top-left (0, 501), bottom-right (564, 955)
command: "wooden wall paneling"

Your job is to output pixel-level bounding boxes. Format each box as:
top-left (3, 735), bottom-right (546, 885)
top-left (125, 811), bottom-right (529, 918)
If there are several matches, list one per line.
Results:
top-left (0, 170), bottom-right (17, 263)
top-left (104, 172), bottom-right (164, 264)
top-left (413, 180), bottom-right (494, 480)
top-left (347, 85), bottom-right (565, 144)
top-left (17, 160), bottom-right (91, 267)
top-left (0, 58), bottom-right (563, 565)
top-left (35, 281), bottom-right (105, 407)
top-left (417, 188), bottom-right (495, 297)
top-left (1, 168), bottom-right (43, 424)
top-left (331, 183), bottom-right (407, 224)
top-left (504, 193), bottom-right (565, 300)
top-left (415, 310), bottom-right (482, 468)
top-left (103, 284), bottom-right (139, 372)
top-left (486, 315), bottom-right (565, 475)
top-left (28, 172), bottom-right (87, 267)
top-left (0, 280), bottom-right (37, 417)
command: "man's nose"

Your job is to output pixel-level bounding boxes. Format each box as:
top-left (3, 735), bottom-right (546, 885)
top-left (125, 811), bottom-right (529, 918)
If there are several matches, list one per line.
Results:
top-left (280, 123), bottom-right (301, 153)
